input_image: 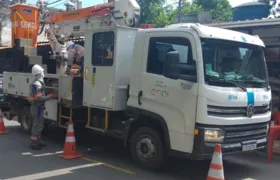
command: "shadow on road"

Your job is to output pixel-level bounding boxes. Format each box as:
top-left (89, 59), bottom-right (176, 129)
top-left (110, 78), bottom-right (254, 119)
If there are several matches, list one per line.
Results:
top-left (41, 125), bottom-right (263, 180)
top-left (4, 122), bottom-right (276, 180)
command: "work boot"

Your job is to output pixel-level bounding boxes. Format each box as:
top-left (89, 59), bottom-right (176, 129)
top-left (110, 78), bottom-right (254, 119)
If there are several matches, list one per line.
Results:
top-left (38, 139), bottom-right (46, 147)
top-left (30, 140), bottom-right (42, 150)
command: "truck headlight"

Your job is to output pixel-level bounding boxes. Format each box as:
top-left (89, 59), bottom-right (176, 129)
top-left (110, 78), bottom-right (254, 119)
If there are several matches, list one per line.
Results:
top-left (204, 128), bottom-right (225, 142)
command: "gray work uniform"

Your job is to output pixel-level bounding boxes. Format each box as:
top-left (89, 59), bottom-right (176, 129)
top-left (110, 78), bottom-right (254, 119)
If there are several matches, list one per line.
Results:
top-left (29, 80), bottom-right (51, 138)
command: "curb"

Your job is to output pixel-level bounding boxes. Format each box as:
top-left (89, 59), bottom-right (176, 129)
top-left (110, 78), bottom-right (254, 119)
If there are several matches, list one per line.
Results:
top-left (255, 149), bottom-right (280, 157)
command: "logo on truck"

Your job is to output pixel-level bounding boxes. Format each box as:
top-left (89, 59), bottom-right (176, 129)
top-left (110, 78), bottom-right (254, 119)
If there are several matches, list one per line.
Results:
top-left (151, 88), bottom-right (169, 97)
top-left (8, 83), bottom-right (15, 89)
top-left (23, 8), bottom-right (32, 14)
top-left (228, 95), bottom-right (237, 101)
top-left (247, 104), bottom-right (254, 118)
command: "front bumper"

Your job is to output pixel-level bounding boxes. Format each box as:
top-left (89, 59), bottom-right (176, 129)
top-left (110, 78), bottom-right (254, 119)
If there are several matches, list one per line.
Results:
top-left (191, 122), bottom-right (269, 159)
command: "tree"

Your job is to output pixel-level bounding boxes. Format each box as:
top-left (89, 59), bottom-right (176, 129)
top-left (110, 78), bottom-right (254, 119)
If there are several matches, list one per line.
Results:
top-left (193, 0), bottom-right (232, 22)
top-left (150, 3), bottom-right (170, 27)
top-left (181, 2), bottom-right (204, 16)
top-left (150, 2), bottom-right (204, 27)
top-left (136, 0), bottom-right (165, 24)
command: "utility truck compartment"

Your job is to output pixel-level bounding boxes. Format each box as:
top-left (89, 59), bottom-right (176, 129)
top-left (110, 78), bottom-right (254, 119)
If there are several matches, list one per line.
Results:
top-left (59, 76), bottom-right (83, 108)
top-left (41, 74), bottom-right (59, 121)
top-left (3, 72), bottom-right (83, 108)
top-left (3, 72), bottom-right (59, 97)
top-left (3, 72), bottom-right (22, 95)
top-left (83, 26), bottom-right (137, 111)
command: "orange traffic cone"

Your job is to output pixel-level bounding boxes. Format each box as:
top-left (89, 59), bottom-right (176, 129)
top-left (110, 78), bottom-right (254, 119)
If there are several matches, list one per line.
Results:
top-left (0, 109), bottom-right (8, 134)
top-left (58, 119), bottom-right (83, 160)
top-left (207, 144), bottom-right (224, 180)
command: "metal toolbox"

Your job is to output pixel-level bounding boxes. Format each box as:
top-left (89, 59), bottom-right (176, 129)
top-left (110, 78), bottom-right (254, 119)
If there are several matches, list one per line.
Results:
top-left (3, 72), bottom-right (22, 95)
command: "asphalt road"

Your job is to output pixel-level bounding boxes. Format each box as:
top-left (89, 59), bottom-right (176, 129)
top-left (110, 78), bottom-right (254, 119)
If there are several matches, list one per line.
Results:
top-left (1, 119), bottom-right (280, 180)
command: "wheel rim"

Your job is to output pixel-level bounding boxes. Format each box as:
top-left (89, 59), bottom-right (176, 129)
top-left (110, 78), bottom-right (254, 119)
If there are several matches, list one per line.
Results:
top-left (136, 135), bottom-right (156, 162)
top-left (22, 113), bottom-right (31, 130)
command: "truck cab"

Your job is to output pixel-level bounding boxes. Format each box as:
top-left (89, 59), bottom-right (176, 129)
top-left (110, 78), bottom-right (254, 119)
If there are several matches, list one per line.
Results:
top-left (126, 23), bottom-right (270, 162)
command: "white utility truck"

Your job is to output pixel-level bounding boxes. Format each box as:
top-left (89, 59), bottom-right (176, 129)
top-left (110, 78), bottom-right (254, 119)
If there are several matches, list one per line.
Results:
top-left (3, 2), bottom-right (271, 171)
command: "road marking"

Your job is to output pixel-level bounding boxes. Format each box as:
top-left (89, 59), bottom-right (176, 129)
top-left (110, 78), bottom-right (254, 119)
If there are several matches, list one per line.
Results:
top-left (5, 163), bottom-right (102, 180)
top-left (32, 151), bottom-right (63, 157)
top-left (82, 157), bottom-right (136, 175)
top-left (21, 151), bottom-right (63, 157)
top-left (242, 178), bottom-right (257, 180)
top-left (20, 151), bottom-right (136, 175)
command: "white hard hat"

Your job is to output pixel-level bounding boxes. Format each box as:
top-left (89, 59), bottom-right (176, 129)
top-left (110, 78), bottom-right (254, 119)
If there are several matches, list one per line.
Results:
top-left (66, 41), bottom-right (74, 50)
top-left (32, 64), bottom-right (44, 76)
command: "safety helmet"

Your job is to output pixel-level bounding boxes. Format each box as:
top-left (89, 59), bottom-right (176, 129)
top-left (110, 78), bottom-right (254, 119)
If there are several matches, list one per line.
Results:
top-left (31, 64), bottom-right (44, 76)
top-left (66, 41), bottom-right (74, 50)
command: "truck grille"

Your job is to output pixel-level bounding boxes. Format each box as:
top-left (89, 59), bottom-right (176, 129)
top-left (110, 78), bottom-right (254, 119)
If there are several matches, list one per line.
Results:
top-left (207, 105), bottom-right (270, 117)
top-left (224, 122), bottom-right (268, 143)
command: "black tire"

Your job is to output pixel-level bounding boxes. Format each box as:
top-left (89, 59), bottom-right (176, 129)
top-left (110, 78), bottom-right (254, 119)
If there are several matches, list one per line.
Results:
top-left (18, 106), bottom-right (33, 134)
top-left (130, 127), bottom-right (166, 171)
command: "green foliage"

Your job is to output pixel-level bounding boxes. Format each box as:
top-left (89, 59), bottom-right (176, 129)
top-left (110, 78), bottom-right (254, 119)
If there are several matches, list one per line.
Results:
top-left (136, 0), bottom-right (165, 24)
top-left (150, 2), bottom-right (205, 27)
top-left (181, 2), bottom-right (205, 15)
top-left (193, 0), bottom-right (232, 22)
top-left (150, 3), bottom-right (171, 27)
top-left (138, 0), bottom-right (232, 27)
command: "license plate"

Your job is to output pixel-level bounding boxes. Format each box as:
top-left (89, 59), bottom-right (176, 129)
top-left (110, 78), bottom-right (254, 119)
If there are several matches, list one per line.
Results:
top-left (242, 141), bottom-right (257, 152)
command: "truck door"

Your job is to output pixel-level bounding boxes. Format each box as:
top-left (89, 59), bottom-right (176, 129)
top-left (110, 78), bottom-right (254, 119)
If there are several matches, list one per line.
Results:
top-left (83, 30), bottom-right (115, 109)
top-left (137, 32), bottom-right (199, 153)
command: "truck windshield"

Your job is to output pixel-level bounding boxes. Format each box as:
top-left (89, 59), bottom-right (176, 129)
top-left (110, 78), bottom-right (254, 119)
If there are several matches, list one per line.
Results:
top-left (201, 38), bottom-right (269, 89)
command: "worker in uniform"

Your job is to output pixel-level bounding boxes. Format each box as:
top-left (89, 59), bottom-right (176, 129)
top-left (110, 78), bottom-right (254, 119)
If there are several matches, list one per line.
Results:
top-left (65, 41), bottom-right (85, 76)
top-left (28, 64), bottom-right (57, 150)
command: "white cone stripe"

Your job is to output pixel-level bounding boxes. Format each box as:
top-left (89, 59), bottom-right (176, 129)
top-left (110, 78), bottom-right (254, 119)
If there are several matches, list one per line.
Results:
top-left (65, 136), bottom-right (76, 142)
top-left (208, 168), bottom-right (224, 179)
top-left (67, 124), bottom-right (74, 132)
top-left (211, 152), bottom-right (223, 165)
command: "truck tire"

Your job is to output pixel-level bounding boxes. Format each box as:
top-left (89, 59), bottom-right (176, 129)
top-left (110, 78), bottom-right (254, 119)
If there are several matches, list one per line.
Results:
top-left (19, 106), bottom-right (33, 134)
top-left (130, 127), bottom-right (166, 171)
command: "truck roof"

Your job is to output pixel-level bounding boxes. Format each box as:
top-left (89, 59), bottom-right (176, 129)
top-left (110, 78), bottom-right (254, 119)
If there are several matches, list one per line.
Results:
top-left (208, 18), bottom-right (280, 29)
top-left (163, 23), bottom-right (265, 47)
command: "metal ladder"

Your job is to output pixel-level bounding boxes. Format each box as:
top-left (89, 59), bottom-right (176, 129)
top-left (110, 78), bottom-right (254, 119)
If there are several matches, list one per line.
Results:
top-left (58, 104), bottom-right (72, 129)
top-left (85, 107), bottom-right (109, 132)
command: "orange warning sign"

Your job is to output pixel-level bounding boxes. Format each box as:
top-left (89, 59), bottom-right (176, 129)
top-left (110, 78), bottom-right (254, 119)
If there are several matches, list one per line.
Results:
top-left (9, 4), bottom-right (39, 47)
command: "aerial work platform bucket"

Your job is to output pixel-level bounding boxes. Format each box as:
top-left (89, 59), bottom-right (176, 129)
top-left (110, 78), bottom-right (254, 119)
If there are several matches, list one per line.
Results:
top-left (9, 4), bottom-right (39, 48)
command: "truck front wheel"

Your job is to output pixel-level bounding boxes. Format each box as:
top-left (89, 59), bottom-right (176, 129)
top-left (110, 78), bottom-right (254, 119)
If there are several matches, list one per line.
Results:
top-left (130, 127), bottom-right (165, 171)
top-left (19, 106), bottom-right (33, 134)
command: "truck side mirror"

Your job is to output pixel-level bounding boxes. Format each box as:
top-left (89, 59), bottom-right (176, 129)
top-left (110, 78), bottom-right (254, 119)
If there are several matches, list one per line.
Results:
top-left (163, 51), bottom-right (197, 82)
top-left (163, 51), bottom-right (180, 79)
